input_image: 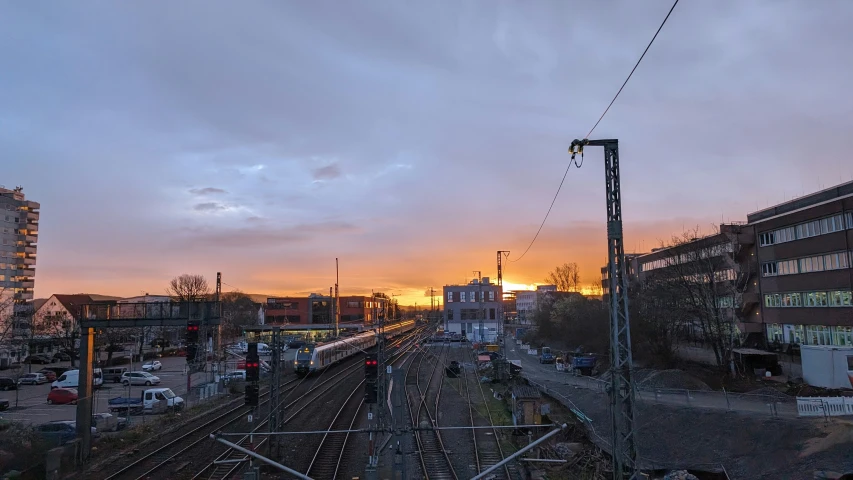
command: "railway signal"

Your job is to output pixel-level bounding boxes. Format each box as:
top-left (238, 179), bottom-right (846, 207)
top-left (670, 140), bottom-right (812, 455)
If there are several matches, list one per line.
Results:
top-left (245, 384), bottom-right (259, 406)
top-left (246, 343), bottom-right (260, 382)
top-left (364, 354), bottom-right (378, 380)
top-left (186, 321), bottom-right (200, 344)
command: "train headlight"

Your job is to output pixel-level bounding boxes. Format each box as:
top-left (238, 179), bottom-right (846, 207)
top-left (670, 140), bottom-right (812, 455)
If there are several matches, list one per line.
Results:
top-left (310, 361), bottom-right (314, 365)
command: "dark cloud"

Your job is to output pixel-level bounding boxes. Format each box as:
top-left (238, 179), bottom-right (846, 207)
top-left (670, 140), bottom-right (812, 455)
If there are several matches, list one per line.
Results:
top-left (189, 187), bottom-right (227, 195)
top-left (312, 164), bottom-right (342, 181)
top-left (193, 202), bottom-right (227, 211)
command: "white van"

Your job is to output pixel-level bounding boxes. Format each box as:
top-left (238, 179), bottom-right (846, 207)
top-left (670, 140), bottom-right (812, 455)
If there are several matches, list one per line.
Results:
top-left (51, 368), bottom-right (104, 390)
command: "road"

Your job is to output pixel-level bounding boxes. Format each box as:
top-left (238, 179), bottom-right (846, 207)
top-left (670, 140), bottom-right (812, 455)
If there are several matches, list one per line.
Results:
top-left (502, 338), bottom-right (797, 417)
top-left (0, 350), bottom-right (297, 426)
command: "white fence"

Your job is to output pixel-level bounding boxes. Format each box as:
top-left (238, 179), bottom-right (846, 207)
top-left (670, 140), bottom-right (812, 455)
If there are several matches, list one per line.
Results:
top-left (796, 396), bottom-right (853, 417)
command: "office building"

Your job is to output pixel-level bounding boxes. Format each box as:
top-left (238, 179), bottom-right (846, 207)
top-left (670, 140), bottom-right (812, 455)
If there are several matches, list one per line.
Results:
top-left (264, 294), bottom-right (387, 325)
top-left (444, 277), bottom-right (503, 343)
top-left (749, 181), bottom-right (853, 347)
top-left (515, 285), bottom-right (557, 325)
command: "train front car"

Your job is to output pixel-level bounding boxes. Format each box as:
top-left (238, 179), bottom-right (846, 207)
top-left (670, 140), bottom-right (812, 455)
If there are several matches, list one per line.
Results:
top-left (294, 344), bottom-right (316, 377)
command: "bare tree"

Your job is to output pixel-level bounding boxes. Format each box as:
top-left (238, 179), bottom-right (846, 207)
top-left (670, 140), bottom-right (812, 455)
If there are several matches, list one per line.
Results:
top-left (221, 291), bottom-right (258, 339)
top-left (545, 262), bottom-right (581, 292)
top-left (645, 228), bottom-right (744, 372)
top-left (630, 278), bottom-right (681, 368)
top-left (167, 274), bottom-right (211, 302)
top-left (585, 282), bottom-right (604, 297)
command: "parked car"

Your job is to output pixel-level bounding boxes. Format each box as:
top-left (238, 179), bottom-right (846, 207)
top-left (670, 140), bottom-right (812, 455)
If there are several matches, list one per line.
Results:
top-left (103, 367), bottom-right (129, 383)
top-left (52, 352), bottom-right (71, 362)
top-left (0, 399), bottom-right (8, 411)
top-left (37, 369), bottom-right (57, 382)
top-left (47, 388), bottom-right (78, 405)
top-left (18, 373), bottom-right (48, 385)
top-left (0, 377), bottom-right (17, 391)
top-left (142, 361), bottom-right (162, 372)
top-left (121, 371), bottom-right (160, 386)
top-left (36, 421), bottom-right (96, 446)
top-left (24, 355), bottom-right (52, 365)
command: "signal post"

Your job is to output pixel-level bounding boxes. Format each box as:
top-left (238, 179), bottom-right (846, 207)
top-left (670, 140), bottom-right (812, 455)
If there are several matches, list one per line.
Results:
top-left (364, 354), bottom-right (379, 480)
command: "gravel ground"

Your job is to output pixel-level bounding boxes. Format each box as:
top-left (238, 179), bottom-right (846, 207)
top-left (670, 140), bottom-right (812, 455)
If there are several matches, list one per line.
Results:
top-left (533, 380), bottom-right (853, 478)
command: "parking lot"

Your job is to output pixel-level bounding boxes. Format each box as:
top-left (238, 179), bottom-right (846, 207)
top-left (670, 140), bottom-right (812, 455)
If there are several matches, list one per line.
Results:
top-left (0, 349), bottom-right (298, 426)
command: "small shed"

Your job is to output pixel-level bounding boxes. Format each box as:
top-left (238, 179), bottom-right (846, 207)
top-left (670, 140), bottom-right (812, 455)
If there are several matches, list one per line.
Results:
top-left (511, 386), bottom-right (542, 426)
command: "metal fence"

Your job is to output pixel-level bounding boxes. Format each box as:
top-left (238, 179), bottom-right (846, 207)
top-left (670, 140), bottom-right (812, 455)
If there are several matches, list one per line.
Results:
top-left (525, 377), bottom-right (732, 478)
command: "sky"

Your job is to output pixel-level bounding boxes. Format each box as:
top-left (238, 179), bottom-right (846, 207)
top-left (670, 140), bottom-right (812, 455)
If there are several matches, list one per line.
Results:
top-left (3, 1), bottom-right (853, 306)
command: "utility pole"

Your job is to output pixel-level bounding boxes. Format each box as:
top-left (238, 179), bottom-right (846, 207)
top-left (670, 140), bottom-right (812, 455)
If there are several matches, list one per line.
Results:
top-left (391, 366), bottom-right (407, 480)
top-left (335, 258), bottom-right (340, 338)
top-left (496, 251), bottom-right (510, 287)
top-left (473, 271), bottom-right (483, 344)
top-left (570, 138), bottom-right (638, 479)
top-left (268, 327), bottom-right (281, 458)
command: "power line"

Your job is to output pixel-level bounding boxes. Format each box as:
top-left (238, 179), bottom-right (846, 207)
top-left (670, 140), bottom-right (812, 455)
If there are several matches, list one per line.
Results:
top-left (585, 0), bottom-right (680, 139)
top-left (508, 0), bottom-right (679, 263)
top-left (508, 155), bottom-right (581, 263)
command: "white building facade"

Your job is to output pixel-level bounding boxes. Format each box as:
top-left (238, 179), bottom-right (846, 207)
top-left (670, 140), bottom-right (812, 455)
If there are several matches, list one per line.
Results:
top-left (0, 187), bottom-right (39, 365)
top-left (443, 277), bottom-right (503, 343)
top-left (515, 285), bottom-right (557, 325)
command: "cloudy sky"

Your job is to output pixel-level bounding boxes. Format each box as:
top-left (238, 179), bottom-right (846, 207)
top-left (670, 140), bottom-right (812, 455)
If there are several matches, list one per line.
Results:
top-left (3, 1), bottom-right (853, 305)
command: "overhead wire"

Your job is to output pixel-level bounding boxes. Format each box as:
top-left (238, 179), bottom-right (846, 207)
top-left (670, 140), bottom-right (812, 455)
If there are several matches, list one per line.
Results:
top-left (507, 0), bottom-right (679, 263)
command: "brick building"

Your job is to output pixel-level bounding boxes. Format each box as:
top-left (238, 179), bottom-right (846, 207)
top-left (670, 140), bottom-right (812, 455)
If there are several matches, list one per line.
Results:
top-left (264, 294), bottom-right (388, 325)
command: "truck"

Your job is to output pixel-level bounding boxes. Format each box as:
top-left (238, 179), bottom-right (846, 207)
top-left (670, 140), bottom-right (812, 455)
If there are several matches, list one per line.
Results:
top-left (108, 388), bottom-right (185, 414)
top-left (539, 347), bottom-right (555, 364)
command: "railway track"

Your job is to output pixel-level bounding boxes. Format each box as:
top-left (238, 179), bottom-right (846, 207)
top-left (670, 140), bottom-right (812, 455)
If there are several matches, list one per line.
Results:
top-left (304, 379), bottom-right (365, 479)
top-left (198, 327), bottom-right (427, 480)
top-left (408, 343), bottom-right (456, 480)
top-left (102, 376), bottom-right (301, 480)
top-left (195, 356), bottom-right (366, 480)
top-left (464, 347), bottom-right (516, 479)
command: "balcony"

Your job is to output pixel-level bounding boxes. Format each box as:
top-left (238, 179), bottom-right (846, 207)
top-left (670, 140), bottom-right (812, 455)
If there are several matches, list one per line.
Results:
top-left (20, 269), bottom-right (35, 277)
top-left (20, 281), bottom-right (34, 288)
top-left (25, 211), bottom-right (38, 222)
top-left (14, 291), bottom-right (34, 301)
top-left (21, 257), bottom-right (36, 266)
top-left (16, 245), bottom-right (36, 254)
top-left (24, 235), bottom-right (37, 244)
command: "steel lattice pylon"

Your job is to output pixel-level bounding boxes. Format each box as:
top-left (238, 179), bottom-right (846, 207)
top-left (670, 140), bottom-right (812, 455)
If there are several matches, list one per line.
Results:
top-left (571, 139), bottom-right (639, 479)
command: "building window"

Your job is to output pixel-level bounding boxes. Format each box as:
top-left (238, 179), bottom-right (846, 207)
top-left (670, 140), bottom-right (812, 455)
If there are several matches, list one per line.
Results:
top-left (488, 291), bottom-right (495, 301)
top-left (489, 308), bottom-right (496, 319)
top-left (447, 291), bottom-right (453, 303)
top-left (716, 296), bottom-right (734, 308)
top-left (820, 214), bottom-right (845, 234)
top-left (766, 324), bottom-right (783, 343)
top-left (846, 211), bottom-right (853, 229)
top-left (799, 256), bottom-right (824, 273)
top-left (777, 259), bottom-right (798, 275)
top-left (446, 309), bottom-right (454, 320)
top-left (761, 262), bottom-right (777, 277)
top-left (834, 326), bottom-right (853, 347)
top-left (759, 232), bottom-right (775, 246)
top-left (805, 325), bottom-right (832, 345)
top-left (460, 291), bottom-right (466, 303)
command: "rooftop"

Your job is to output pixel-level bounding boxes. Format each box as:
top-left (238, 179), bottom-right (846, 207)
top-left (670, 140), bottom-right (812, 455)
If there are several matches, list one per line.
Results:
top-left (747, 179), bottom-right (853, 224)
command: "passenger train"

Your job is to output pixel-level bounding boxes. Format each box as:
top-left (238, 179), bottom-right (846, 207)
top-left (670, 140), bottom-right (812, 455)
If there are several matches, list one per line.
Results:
top-left (293, 320), bottom-right (416, 376)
